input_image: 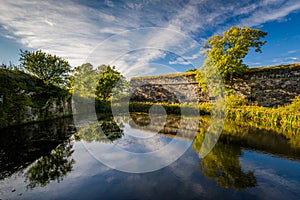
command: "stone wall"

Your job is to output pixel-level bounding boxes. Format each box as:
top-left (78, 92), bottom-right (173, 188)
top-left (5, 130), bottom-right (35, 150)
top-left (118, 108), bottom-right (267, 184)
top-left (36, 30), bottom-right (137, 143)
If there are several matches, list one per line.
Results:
top-left (22, 97), bottom-right (72, 123)
top-left (235, 64), bottom-right (300, 106)
top-left (129, 64), bottom-right (300, 107)
top-left (130, 73), bottom-right (208, 103)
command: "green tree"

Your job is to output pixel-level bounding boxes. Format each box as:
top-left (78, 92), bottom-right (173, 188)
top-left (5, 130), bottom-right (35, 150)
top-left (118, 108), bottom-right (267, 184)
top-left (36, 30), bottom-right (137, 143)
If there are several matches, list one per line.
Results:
top-left (201, 26), bottom-right (267, 84)
top-left (19, 50), bottom-right (71, 87)
top-left (70, 63), bottom-right (127, 101)
top-left (95, 65), bottom-right (127, 101)
top-left (70, 63), bottom-right (128, 113)
top-left (70, 63), bottom-right (98, 98)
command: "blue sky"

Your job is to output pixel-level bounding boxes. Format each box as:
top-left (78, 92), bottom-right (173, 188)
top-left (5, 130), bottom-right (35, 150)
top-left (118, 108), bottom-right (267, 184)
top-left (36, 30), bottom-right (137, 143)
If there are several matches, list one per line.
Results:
top-left (0, 0), bottom-right (300, 77)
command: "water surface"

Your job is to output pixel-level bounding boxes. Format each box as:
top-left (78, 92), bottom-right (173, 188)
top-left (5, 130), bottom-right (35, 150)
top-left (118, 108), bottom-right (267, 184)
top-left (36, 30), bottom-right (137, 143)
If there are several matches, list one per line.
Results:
top-left (1, 114), bottom-right (300, 199)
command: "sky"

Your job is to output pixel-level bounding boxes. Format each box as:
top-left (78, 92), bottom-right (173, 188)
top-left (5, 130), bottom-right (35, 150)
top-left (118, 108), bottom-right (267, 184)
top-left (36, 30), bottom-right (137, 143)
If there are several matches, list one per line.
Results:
top-left (0, 0), bottom-right (300, 77)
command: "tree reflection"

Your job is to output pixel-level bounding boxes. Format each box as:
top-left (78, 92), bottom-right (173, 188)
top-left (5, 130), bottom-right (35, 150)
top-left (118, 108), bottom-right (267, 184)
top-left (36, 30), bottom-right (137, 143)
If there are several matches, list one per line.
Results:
top-left (75, 117), bottom-right (124, 143)
top-left (25, 140), bottom-right (75, 189)
top-left (193, 128), bottom-right (257, 190)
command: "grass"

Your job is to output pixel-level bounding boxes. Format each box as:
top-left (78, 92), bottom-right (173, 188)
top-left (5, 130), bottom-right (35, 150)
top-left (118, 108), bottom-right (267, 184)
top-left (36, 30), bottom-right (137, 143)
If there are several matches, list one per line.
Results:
top-left (126, 94), bottom-right (300, 133)
top-left (226, 95), bottom-right (300, 129)
top-left (247, 62), bottom-right (300, 73)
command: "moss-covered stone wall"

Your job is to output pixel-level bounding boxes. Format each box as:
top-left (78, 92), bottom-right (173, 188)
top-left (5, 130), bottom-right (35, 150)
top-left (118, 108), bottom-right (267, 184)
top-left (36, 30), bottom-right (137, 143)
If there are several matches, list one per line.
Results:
top-left (0, 69), bottom-right (72, 128)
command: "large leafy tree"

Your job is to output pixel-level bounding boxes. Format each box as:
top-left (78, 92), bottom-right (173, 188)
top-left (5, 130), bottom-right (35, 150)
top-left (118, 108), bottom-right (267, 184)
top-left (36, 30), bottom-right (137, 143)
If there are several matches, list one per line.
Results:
top-left (202, 26), bottom-right (267, 84)
top-left (19, 50), bottom-right (71, 87)
top-left (70, 63), bottom-right (98, 98)
top-left (95, 65), bottom-right (127, 101)
top-left (71, 63), bottom-right (127, 101)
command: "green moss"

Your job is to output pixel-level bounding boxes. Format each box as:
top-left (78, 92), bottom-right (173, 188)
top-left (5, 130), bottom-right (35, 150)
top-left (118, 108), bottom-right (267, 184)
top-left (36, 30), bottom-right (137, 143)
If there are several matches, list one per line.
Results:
top-left (247, 63), bottom-right (300, 73)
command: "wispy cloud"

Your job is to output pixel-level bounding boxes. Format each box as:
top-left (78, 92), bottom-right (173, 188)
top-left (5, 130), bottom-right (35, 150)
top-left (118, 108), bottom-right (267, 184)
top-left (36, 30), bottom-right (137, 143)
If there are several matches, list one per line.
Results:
top-left (287, 49), bottom-right (298, 54)
top-left (237, 1), bottom-right (300, 27)
top-left (169, 57), bottom-right (192, 65)
top-left (272, 56), bottom-right (299, 64)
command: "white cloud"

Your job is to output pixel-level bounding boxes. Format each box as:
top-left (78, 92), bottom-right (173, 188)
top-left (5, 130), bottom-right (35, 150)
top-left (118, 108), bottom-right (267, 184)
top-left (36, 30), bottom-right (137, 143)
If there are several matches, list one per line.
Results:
top-left (104, 0), bottom-right (114, 7)
top-left (287, 49), bottom-right (298, 54)
top-left (0, 0), bottom-right (102, 65)
top-left (271, 56), bottom-right (299, 64)
top-left (169, 57), bottom-right (192, 65)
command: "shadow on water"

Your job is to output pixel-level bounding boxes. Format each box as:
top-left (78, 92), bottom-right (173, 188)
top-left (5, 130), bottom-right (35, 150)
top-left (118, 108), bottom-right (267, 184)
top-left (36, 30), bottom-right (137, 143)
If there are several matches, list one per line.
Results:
top-left (0, 114), bottom-right (125, 189)
top-left (24, 139), bottom-right (75, 189)
top-left (0, 117), bottom-right (76, 183)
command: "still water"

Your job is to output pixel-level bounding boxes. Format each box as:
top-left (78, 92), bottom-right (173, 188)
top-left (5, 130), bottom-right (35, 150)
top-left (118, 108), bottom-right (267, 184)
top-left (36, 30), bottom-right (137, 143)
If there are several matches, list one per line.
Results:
top-left (1, 113), bottom-right (300, 199)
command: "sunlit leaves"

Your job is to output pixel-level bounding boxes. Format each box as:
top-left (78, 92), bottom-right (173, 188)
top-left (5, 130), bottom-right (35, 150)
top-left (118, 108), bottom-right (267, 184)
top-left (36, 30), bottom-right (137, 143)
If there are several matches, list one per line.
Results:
top-left (19, 50), bottom-right (71, 88)
top-left (71, 63), bottom-right (128, 102)
top-left (202, 26), bottom-right (267, 84)
top-left (95, 65), bottom-right (128, 101)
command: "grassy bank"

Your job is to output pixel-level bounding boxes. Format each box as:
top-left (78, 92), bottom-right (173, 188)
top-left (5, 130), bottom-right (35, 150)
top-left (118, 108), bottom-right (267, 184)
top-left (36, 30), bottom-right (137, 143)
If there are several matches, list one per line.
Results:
top-left (225, 95), bottom-right (300, 129)
top-left (124, 95), bottom-right (300, 132)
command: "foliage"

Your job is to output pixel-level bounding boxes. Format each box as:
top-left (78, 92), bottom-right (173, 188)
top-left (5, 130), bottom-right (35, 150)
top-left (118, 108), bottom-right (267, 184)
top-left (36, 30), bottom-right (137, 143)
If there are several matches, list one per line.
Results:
top-left (0, 62), bottom-right (20, 71)
top-left (0, 68), bottom-right (71, 128)
top-left (225, 94), bottom-right (247, 108)
top-left (70, 63), bottom-right (98, 99)
top-left (226, 103), bottom-right (300, 129)
top-left (185, 68), bottom-right (197, 72)
top-left (95, 65), bottom-right (128, 101)
top-left (197, 116), bottom-right (300, 161)
top-left (195, 57), bottom-right (225, 96)
top-left (71, 63), bottom-right (127, 102)
top-left (129, 94), bottom-right (300, 130)
top-left (247, 62), bottom-right (300, 73)
top-left (286, 95), bottom-right (300, 113)
top-left (202, 26), bottom-right (267, 84)
top-left (224, 116), bottom-right (300, 150)
top-left (195, 68), bottom-right (207, 92)
top-left (19, 50), bottom-right (71, 87)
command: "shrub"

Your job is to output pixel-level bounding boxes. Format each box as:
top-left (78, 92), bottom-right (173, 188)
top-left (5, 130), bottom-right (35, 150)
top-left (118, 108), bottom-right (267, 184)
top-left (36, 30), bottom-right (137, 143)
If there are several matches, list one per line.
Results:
top-left (226, 94), bottom-right (247, 108)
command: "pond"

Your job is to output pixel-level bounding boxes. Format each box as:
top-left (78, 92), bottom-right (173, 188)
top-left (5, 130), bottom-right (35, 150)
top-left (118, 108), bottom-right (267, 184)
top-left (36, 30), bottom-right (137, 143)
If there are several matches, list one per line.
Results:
top-left (1, 113), bottom-right (300, 199)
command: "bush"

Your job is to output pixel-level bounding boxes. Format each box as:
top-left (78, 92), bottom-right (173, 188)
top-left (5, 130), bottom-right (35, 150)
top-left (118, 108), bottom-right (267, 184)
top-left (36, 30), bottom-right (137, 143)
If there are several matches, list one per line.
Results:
top-left (286, 95), bottom-right (300, 112)
top-left (226, 94), bottom-right (247, 108)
